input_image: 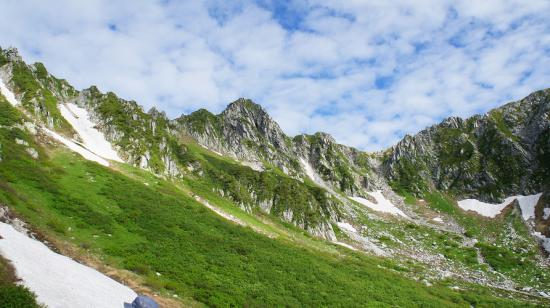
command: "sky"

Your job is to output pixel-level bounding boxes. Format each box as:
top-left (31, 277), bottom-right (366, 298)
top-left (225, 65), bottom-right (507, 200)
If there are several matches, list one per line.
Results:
top-left (1, 0), bottom-right (549, 151)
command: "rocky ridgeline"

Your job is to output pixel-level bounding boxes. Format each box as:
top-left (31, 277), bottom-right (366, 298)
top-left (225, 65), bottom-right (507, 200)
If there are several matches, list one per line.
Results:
top-left (176, 98), bottom-right (379, 196)
top-left (384, 89), bottom-right (550, 202)
top-left (1, 46), bottom-right (549, 243)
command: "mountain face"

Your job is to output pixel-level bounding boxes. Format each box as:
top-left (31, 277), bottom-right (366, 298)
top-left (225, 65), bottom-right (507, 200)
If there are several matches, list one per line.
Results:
top-left (384, 90), bottom-right (550, 202)
top-left (176, 98), bottom-right (374, 195)
top-left (1, 46), bottom-right (550, 305)
top-left (1, 47), bottom-right (549, 237)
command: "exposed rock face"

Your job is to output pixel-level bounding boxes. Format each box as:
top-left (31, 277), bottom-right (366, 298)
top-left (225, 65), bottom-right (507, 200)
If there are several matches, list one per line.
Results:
top-left (0, 48), bottom-right (77, 131)
top-left (174, 90), bottom-right (550, 238)
top-left (176, 98), bottom-right (297, 174)
top-left (384, 89), bottom-right (550, 202)
top-left (176, 99), bottom-right (378, 196)
top-left (70, 87), bottom-right (182, 178)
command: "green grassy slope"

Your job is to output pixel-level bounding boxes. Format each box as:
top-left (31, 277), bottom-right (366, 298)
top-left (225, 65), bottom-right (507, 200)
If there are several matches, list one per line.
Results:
top-left (0, 100), bottom-right (538, 307)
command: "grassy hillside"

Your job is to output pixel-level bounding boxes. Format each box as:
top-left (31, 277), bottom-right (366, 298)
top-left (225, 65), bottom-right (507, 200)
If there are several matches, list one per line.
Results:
top-left (0, 99), bottom-right (542, 307)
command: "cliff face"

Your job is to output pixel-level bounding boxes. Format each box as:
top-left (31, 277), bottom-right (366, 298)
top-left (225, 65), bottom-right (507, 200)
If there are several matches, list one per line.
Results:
top-left (384, 89), bottom-right (550, 202)
top-left (176, 99), bottom-right (379, 197)
top-left (75, 87), bottom-right (181, 177)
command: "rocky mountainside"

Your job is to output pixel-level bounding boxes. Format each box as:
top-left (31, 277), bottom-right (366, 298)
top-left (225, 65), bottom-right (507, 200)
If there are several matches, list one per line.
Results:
top-left (384, 89), bottom-right (550, 201)
top-left (2, 46), bottom-right (550, 304)
top-left (1, 46), bottom-right (549, 238)
top-left (177, 88), bottom-right (550, 207)
top-left (176, 98), bottom-right (375, 196)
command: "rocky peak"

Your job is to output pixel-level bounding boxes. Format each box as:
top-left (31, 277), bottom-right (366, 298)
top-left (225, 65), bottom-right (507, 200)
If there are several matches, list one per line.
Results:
top-left (311, 132), bottom-right (337, 145)
top-left (221, 98), bottom-right (283, 137)
top-left (0, 47), bottom-right (23, 63)
top-left (218, 98), bottom-right (287, 149)
top-left (223, 98), bottom-right (265, 115)
top-left (384, 88), bottom-right (550, 201)
top-left (440, 116), bottom-right (464, 129)
top-left (148, 107), bottom-right (167, 120)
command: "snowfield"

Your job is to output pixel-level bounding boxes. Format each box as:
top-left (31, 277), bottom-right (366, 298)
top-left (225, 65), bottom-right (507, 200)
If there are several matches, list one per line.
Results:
top-left (0, 222), bottom-right (137, 308)
top-left (59, 103), bottom-right (122, 162)
top-left (457, 193), bottom-right (542, 219)
top-left (43, 127), bottom-right (110, 167)
top-left (0, 78), bottom-right (20, 106)
top-left (350, 191), bottom-right (408, 218)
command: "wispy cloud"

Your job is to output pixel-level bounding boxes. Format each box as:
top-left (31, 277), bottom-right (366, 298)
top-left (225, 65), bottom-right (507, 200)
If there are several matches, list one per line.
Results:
top-left (1, 0), bottom-right (549, 150)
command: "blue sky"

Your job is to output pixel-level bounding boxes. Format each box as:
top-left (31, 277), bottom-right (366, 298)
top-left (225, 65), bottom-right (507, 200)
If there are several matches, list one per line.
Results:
top-left (1, 0), bottom-right (549, 150)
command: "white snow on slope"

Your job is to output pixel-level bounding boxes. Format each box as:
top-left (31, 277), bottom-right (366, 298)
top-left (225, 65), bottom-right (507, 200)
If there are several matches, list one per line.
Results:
top-left (299, 158), bottom-right (316, 181)
top-left (534, 232), bottom-right (550, 254)
top-left (516, 193), bottom-right (543, 220)
top-left (43, 127), bottom-right (110, 166)
top-left (432, 217), bottom-right (443, 223)
top-left (350, 191), bottom-right (408, 218)
top-left (457, 193), bottom-right (542, 219)
top-left (333, 241), bottom-right (357, 251)
top-left (0, 222), bottom-right (136, 308)
top-left (299, 157), bottom-right (321, 184)
top-left (337, 222), bottom-right (357, 233)
top-left (457, 197), bottom-right (516, 218)
top-left (544, 208), bottom-right (550, 220)
top-left (0, 78), bottom-right (20, 106)
top-left (59, 103), bottom-right (122, 162)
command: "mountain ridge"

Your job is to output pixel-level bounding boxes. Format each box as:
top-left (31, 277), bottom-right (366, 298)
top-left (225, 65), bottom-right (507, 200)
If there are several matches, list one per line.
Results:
top-left (1, 45), bottom-right (550, 305)
top-left (1, 46), bottom-right (549, 238)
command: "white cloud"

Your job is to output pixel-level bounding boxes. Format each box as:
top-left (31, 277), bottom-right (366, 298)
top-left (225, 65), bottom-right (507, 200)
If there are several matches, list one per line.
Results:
top-left (0, 0), bottom-right (548, 150)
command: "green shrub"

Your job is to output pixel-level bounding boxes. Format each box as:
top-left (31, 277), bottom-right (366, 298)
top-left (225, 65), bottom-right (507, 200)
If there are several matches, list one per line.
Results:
top-left (0, 285), bottom-right (40, 308)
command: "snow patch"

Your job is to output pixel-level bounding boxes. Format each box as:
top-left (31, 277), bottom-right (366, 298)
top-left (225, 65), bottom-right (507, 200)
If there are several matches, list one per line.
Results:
top-left (432, 217), bottom-right (443, 223)
top-left (516, 193), bottom-right (543, 220)
top-left (337, 222), bottom-right (357, 233)
top-left (0, 222), bottom-right (136, 307)
top-left (299, 158), bottom-right (316, 181)
top-left (457, 193), bottom-right (542, 219)
top-left (299, 157), bottom-right (326, 187)
top-left (534, 232), bottom-right (550, 254)
top-left (42, 127), bottom-right (110, 166)
top-left (334, 241), bottom-right (357, 251)
top-left (350, 191), bottom-right (408, 218)
top-left (0, 78), bottom-right (20, 106)
top-left (543, 208), bottom-right (550, 220)
top-left (457, 197), bottom-right (515, 218)
top-left (199, 144), bottom-right (223, 156)
top-left (59, 103), bottom-right (122, 162)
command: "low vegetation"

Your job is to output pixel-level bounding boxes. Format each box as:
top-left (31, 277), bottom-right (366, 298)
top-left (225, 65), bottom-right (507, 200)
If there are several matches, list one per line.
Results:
top-left (0, 101), bottom-right (536, 306)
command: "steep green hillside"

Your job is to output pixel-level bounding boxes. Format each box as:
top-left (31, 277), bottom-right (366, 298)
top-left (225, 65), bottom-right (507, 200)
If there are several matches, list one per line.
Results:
top-left (0, 99), bottom-right (540, 307)
top-left (1, 46), bottom-right (549, 306)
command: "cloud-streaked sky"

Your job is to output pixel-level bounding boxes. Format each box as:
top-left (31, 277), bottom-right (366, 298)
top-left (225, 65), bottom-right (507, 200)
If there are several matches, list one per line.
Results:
top-left (1, 1), bottom-right (549, 150)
